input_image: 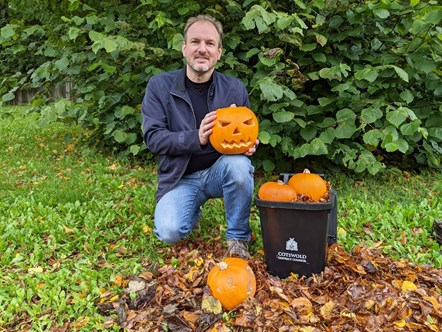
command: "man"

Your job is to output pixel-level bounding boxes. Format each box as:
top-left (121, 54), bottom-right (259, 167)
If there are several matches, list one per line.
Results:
top-left (141, 14), bottom-right (258, 258)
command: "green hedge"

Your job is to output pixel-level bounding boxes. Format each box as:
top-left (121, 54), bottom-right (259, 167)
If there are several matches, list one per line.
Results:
top-left (1, 0), bottom-right (441, 174)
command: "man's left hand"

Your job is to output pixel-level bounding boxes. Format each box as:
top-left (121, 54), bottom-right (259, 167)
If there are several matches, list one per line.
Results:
top-left (244, 139), bottom-right (259, 156)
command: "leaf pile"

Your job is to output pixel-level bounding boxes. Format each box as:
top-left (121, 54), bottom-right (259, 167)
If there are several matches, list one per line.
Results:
top-left (97, 239), bottom-right (442, 331)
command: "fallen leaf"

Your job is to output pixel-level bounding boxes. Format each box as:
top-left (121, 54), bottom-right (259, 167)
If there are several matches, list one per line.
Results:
top-left (202, 295), bottom-right (222, 314)
top-left (401, 280), bottom-right (417, 293)
top-left (320, 300), bottom-right (335, 319)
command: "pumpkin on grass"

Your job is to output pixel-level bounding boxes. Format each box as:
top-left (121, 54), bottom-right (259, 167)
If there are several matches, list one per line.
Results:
top-left (207, 257), bottom-right (256, 310)
top-left (258, 180), bottom-right (297, 202)
top-left (209, 106), bottom-right (259, 155)
top-left (288, 169), bottom-right (328, 202)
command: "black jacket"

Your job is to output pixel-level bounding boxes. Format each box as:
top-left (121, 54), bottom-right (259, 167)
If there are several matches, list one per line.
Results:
top-left (141, 68), bottom-right (251, 201)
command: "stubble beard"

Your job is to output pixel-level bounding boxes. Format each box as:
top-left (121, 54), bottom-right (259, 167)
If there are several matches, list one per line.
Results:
top-left (189, 63), bottom-right (212, 74)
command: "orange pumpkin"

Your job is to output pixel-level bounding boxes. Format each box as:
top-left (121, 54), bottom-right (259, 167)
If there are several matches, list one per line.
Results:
top-left (207, 257), bottom-right (256, 310)
top-left (288, 169), bottom-right (327, 202)
top-left (209, 106), bottom-right (259, 154)
top-left (258, 180), bottom-right (297, 202)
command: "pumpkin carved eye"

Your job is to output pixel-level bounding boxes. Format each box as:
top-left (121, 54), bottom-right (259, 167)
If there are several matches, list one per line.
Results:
top-left (219, 120), bottom-right (231, 127)
top-left (209, 106), bottom-right (259, 154)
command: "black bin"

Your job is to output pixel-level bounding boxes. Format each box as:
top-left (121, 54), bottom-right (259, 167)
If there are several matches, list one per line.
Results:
top-left (255, 190), bottom-right (336, 278)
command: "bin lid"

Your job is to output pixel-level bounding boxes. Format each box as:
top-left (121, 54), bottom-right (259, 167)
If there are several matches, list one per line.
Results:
top-left (254, 191), bottom-right (335, 211)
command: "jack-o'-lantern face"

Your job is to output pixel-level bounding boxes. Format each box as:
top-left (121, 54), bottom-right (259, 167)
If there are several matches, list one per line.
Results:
top-left (209, 106), bottom-right (259, 154)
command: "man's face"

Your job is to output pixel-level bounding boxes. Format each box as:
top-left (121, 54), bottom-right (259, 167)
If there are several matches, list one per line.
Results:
top-left (182, 21), bottom-right (222, 80)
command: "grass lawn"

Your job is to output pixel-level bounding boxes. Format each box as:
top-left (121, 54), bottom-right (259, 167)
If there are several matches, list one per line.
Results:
top-left (0, 105), bottom-right (441, 331)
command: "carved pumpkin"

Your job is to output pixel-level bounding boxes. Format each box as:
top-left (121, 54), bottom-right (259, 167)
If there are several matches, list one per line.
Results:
top-left (258, 180), bottom-right (297, 202)
top-left (207, 257), bottom-right (256, 310)
top-left (288, 169), bottom-right (327, 202)
top-left (209, 106), bottom-right (259, 154)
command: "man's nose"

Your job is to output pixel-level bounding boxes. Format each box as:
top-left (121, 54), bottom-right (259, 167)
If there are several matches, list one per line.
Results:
top-left (197, 43), bottom-right (208, 53)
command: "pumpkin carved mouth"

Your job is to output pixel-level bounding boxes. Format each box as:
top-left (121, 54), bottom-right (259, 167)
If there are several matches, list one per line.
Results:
top-left (220, 139), bottom-right (254, 150)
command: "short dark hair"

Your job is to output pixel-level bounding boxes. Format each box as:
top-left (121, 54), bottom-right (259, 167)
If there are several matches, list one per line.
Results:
top-left (183, 14), bottom-right (223, 47)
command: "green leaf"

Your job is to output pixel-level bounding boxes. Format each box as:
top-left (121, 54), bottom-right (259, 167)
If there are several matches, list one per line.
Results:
top-left (410, 0), bottom-right (420, 7)
top-left (293, 13), bottom-right (308, 29)
top-left (55, 57), bottom-right (70, 71)
top-left (268, 134), bottom-right (282, 147)
top-left (273, 111), bottom-right (295, 123)
top-left (309, 138), bottom-right (328, 155)
top-left (129, 144), bottom-right (141, 155)
top-left (317, 117), bottom-right (335, 128)
top-left (386, 108), bottom-right (409, 127)
top-left (410, 19), bottom-right (430, 34)
top-left (319, 128), bottom-right (335, 144)
top-left (314, 33), bottom-right (327, 47)
top-left (335, 108), bottom-right (357, 139)
top-left (241, 5), bottom-right (276, 33)
top-left (258, 131), bottom-right (271, 144)
top-left (361, 107), bottom-right (383, 124)
top-left (171, 33), bottom-right (183, 52)
top-left (363, 129), bottom-right (383, 147)
top-left (373, 9), bottom-right (390, 19)
top-left (336, 108), bottom-right (357, 122)
top-left (385, 139), bottom-right (409, 153)
top-left (103, 38), bottom-right (118, 53)
top-left (68, 27), bottom-right (82, 40)
top-left (300, 43), bottom-right (317, 52)
top-left (294, 118), bottom-right (307, 128)
top-left (400, 90), bottom-right (414, 104)
top-left (276, 16), bottom-right (293, 30)
top-left (262, 159), bottom-right (275, 173)
top-left (259, 77), bottom-right (284, 101)
top-left (335, 123), bottom-right (357, 139)
top-left (411, 56), bottom-right (437, 74)
top-left (89, 30), bottom-right (103, 42)
top-left (300, 127), bottom-right (317, 141)
top-left (424, 8), bottom-right (442, 26)
top-left (329, 15), bottom-right (343, 28)
top-left (113, 130), bottom-right (127, 143)
top-left (400, 119), bottom-right (421, 136)
top-left (354, 66), bottom-right (379, 82)
top-left (318, 97), bottom-right (334, 107)
top-left (390, 65), bottom-right (409, 82)
top-left (1, 24), bottom-right (15, 39)
top-left (312, 53), bottom-right (327, 63)
top-left (2, 92), bottom-right (15, 102)
top-left (245, 48), bottom-right (260, 59)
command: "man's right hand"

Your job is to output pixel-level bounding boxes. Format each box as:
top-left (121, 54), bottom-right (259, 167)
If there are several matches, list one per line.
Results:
top-left (199, 111), bottom-right (216, 145)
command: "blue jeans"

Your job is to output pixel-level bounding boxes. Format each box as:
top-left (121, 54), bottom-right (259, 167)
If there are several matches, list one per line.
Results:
top-left (154, 155), bottom-right (254, 244)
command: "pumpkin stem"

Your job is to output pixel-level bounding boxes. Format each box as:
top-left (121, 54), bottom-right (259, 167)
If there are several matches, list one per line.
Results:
top-left (303, 168), bottom-right (311, 174)
top-left (218, 261), bottom-right (228, 270)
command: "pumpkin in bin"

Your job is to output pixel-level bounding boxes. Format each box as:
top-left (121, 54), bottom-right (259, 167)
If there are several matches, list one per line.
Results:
top-left (258, 180), bottom-right (297, 202)
top-left (207, 257), bottom-right (256, 310)
top-left (209, 106), bottom-right (259, 154)
top-left (288, 169), bottom-right (327, 202)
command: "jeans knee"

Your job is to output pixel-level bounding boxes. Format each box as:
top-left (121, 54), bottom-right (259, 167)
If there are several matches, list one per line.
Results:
top-left (154, 226), bottom-right (182, 245)
top-left (222, 155), bottom-right (253, 177)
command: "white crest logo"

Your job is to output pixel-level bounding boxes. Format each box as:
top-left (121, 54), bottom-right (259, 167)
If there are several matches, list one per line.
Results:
top-left (286, 238), bottom-right (298, 251)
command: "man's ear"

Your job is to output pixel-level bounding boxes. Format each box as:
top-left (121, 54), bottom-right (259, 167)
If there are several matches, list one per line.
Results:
top-left (182, 41), bottom-right (187, 56)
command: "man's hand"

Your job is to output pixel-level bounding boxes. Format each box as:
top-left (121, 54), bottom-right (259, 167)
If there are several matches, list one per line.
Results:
top-left (199, 111), bottom-right (216, 145)
top-left (244, 139), bottom-right (259, 156)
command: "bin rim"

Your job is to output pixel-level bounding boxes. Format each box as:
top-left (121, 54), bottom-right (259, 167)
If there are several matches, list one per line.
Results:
top-left (254, 191), bottom-right (335, 211)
